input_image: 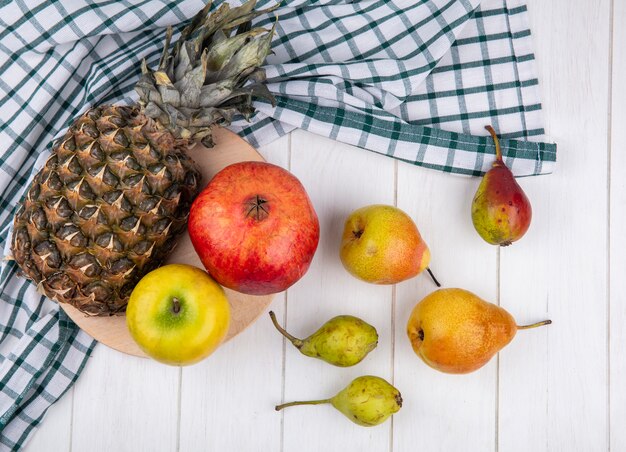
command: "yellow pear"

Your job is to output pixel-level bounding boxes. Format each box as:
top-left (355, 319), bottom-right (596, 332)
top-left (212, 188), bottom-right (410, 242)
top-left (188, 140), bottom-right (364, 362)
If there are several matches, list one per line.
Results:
top-left (340, 204), bottom-right (440, 286)
top-left (406, 288), bottom-right (550, 374)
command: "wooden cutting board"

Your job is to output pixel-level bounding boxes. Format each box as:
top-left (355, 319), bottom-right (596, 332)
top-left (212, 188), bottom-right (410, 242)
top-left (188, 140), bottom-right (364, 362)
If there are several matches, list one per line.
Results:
top-left (61, 127), bottom-right (274, 358)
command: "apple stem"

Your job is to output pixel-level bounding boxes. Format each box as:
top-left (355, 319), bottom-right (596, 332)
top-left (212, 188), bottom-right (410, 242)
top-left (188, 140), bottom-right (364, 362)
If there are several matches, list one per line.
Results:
top-left (275, 399), bottom-right (331, 411)
top-left (172, 297), bottom-right (181, 314)
top-left (426, 267), bottom-right (441, 287)
top-left (517, 320), bottom-right (552, 330)
top-left (485, 125), bottom-right (503, 164)
top-left (269, 311), bottom-right (304, 348)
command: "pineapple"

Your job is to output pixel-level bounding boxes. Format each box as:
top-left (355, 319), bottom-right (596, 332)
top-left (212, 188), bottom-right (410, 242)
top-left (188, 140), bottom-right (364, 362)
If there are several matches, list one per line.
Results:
top-left (11, 0), bottom-right (277, 315)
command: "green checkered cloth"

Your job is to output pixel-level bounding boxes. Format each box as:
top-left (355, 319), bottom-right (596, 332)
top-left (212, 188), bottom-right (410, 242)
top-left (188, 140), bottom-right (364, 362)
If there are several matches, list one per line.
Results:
top-left (0, 0), bottom-right (555, 448)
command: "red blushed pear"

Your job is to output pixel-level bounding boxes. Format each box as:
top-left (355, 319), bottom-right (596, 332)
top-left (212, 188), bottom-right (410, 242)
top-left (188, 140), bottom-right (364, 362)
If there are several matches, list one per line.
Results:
top-left (339, 205), bottom-right (440, 286)
top-left (188, 161), bottom-right (319, 295)
top-left (471, 126), bottom-right (532, 246)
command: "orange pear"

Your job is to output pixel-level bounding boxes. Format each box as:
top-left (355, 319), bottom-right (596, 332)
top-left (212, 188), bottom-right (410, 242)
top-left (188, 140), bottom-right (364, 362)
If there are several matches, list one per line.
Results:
top-left (406, 288), bottom-right (550, 374)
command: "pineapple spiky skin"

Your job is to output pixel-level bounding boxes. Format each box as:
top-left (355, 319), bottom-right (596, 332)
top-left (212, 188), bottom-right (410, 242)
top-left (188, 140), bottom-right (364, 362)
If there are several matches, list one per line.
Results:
top-left (11, 105), bottom-right (200, 315)
top-left (10, 0), bottom-right (277, 315)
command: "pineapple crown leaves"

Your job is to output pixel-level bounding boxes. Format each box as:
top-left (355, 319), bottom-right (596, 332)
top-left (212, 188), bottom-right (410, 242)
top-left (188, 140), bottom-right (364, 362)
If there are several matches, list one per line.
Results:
top-left (135, 0), bottom-right (278, 147)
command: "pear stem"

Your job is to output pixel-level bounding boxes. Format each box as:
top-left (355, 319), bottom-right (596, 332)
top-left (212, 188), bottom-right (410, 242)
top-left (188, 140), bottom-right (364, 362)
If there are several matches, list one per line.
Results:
top-left (517, 320), bottom-right (552, 330)
top-left (275, 399), bottom-right (331, 411)
top-left (426, 267), bottom-right (441, 287)
top-left (485, 125), bottom-right (503, 163)
top-left (269, 311), bottom-right (304, 348)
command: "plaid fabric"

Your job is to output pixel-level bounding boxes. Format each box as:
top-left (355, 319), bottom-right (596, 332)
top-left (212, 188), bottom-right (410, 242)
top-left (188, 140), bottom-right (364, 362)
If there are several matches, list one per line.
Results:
top-left (0, 0), bottom-right (554, 448)
top-left (234, 0), bottom-right (556, 176)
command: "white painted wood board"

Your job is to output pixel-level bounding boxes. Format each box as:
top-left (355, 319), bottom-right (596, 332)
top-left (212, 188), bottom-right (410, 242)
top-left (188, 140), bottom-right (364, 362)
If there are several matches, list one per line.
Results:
top-left (23, 388), bottom-right (73, 452)
top-left (498, 0), bottom-right (612, 451)
top-left (610, 0), bottom-right (626, 450)
top-left (282, 130), bottom-right (396, 452)
top-left (393, 162), bottom-right (497, 452)
top-left (71, 345), bottom-right (180, 452)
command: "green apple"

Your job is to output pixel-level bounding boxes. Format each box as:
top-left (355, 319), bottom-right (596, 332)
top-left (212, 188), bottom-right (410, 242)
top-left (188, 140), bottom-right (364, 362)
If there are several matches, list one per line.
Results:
top-left (126, 264), bottom-right (230, 366)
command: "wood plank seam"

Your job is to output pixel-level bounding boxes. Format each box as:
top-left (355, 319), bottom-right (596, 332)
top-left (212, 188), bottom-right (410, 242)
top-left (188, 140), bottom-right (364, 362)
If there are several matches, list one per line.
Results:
top-left (279, 132), bottom-right (293, 452)
top-left (390, 159), bottom-right (398, 452)
top-left (496, 247), bottom-right (501, 452)
top-left (69, 387), bottom-right (75, 452)
top-left (176, 367), bottom-right (182, 452)
top-left (608, 0), bottom-right (625, 446)
top-left (606, 0), bottom-right (615, 449)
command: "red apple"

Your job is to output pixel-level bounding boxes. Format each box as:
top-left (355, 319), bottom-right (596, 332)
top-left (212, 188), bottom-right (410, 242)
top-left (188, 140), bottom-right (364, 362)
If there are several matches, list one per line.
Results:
top-left (188, 161), bottom-right (320, 295)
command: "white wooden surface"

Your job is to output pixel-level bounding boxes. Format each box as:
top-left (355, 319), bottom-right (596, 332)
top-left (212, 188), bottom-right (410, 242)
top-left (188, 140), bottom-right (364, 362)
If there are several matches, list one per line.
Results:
top-left (24, 1), bottom-right (624, 451)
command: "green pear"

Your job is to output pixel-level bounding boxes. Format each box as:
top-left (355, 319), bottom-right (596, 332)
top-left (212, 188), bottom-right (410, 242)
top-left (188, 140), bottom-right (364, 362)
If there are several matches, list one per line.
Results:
top-left (269, 311), bottom-right (378, 367)
top-left (275, 376), bottom-right (402, 427)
